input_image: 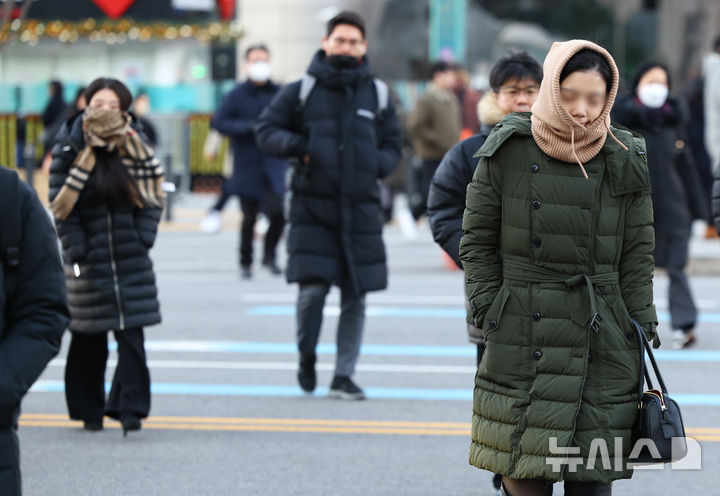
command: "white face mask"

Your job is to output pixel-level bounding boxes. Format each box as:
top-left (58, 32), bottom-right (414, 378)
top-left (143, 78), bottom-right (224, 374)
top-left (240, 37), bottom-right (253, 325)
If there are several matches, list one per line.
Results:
top-left (637, 83), bottom-right (668, 108)
top-left (248, 61), bottom-right (271, 83)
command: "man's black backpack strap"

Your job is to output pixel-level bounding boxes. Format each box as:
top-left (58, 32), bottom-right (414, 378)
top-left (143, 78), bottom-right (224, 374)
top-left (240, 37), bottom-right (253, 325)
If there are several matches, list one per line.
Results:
top-left (297, 73), bottom-right (389, 114)
top-left (0, 166), bottom-right (22, 271)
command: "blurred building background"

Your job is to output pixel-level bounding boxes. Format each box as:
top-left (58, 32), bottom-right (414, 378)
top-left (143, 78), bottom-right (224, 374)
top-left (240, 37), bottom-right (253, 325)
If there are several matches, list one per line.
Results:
top-left (1, 0), bottom-right (720, 191)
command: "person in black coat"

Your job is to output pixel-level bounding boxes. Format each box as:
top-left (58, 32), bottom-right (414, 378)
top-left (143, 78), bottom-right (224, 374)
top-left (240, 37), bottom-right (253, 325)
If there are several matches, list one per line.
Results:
top-left (203, 44), bottom-right (288, 278)
top-left (41, 80), bottom-right (68, 154)
top-left (255, 11), bottom-right (402, 400)
top-left (49, 78), bottom-right (164, 435)
top-left (713, 163), bottom-right (720, 235)
top-left (0, 166), bottom-right (69, 496)
top-left (613, 61), bottom-right (707, 349)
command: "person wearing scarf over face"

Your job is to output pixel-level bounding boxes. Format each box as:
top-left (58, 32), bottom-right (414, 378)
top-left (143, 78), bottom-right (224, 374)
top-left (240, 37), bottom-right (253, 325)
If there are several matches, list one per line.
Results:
top-left (460, 41), bottom-right (658, 495)
top-left (49, 78), bottom-right (164, 436)
top-left (613, 62), bottom-right (708, 350)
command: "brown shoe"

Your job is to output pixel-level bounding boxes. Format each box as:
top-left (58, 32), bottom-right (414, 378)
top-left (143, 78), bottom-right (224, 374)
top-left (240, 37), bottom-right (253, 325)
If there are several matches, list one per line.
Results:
top-left (705, 225), bottom-right (719, 239)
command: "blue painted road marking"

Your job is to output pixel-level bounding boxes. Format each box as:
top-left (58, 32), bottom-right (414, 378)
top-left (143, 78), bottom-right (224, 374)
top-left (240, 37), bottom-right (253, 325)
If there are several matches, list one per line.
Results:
top-left (120, 340), bottom-right (720, 362)
top-left (28, 381), bottom-right (720, 405)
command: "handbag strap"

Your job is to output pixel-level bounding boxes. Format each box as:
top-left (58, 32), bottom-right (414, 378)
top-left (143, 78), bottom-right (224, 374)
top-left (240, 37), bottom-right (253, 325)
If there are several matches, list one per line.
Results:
top-left (632, 319), bottom-right (669, 405)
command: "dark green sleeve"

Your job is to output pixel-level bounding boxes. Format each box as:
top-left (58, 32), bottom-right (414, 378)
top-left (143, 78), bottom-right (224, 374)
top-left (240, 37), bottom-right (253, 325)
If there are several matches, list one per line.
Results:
top-left (619, 187), bottom-right (660, 347)
top-left (459, 155), bottom-right (503, 328)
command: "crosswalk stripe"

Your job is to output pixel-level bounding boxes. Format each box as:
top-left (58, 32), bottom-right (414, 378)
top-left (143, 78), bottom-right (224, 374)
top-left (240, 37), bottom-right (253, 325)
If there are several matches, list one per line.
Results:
top-left (47, 359), bottom-right (477, 374)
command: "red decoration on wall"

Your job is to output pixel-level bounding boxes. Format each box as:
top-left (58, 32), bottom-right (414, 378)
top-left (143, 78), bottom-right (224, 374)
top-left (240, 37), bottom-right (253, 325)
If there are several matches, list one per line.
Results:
top-left (217, 0), bottom-right (235, 20)
top-left (91, 0), bottom-right (136, 19)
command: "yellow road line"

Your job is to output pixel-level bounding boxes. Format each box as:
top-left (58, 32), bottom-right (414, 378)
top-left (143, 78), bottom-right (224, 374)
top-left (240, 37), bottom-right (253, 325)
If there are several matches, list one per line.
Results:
top-left (19, 413), bottom-right (468, 428)
top-left (17, 414), bottom-right (720, 440)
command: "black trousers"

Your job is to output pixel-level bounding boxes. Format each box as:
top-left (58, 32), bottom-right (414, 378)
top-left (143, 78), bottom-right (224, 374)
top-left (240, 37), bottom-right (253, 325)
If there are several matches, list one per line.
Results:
top-left (655, 231), bottom-right (697, 331)
top-left (64, 328), bottom-right (150, 422)
top-left (239, 189), bottom-right (284, 267)
top-left (411, 159), bottom-right (441, 220)
top-left (212, 186), bottom-right (233, 212)
top-left (0, 412), bottom-right (21, 496)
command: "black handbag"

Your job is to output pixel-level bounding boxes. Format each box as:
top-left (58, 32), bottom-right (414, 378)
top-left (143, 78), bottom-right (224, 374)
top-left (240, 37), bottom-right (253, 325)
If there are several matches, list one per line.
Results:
top-left (629, 319), bottom-right (687, 464)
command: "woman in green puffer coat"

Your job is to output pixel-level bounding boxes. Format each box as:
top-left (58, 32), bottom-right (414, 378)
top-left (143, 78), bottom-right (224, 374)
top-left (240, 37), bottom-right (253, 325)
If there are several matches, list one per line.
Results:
top-left (460, 40), bottom-right (659, 496)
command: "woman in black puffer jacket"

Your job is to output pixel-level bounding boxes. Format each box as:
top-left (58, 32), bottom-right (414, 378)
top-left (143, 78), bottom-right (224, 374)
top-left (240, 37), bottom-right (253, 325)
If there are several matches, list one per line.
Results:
top-left (49, 78), bottom-right (164, 435)
top-left (613, 61), bottom-right (708, 349)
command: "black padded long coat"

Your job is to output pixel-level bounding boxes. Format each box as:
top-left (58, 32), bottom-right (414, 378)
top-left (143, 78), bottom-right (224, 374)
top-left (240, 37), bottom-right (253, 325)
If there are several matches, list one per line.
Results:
top-left (49, 115), bottom-right (162, 333)
top-left (255, 51), bottom-right (402, 295)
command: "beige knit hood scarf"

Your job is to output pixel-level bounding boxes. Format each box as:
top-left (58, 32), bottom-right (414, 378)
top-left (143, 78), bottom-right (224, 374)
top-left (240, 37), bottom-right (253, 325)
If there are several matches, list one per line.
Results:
top-left (530, 40), bottom-right (627, 179)
top-left (51, 107), bottom-right (165, 220)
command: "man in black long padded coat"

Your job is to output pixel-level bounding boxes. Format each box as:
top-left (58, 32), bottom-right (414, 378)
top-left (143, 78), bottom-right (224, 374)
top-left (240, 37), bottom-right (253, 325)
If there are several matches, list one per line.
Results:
top-left (255, 11), bottom-right (402, 400)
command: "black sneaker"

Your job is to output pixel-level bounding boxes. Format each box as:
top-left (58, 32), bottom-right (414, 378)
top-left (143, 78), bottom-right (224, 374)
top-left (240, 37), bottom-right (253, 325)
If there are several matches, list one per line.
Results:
top-left (297, 353), bottom-right (316, 393)
top-left (328, 376), bottom-right (366, 400)
top-left (262, 257), bottom-right (282, 275)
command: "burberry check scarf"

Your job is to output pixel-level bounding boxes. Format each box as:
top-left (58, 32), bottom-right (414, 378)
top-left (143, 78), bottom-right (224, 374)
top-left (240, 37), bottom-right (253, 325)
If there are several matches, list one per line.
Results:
top-left (51, 107), bottom-right (165, 220)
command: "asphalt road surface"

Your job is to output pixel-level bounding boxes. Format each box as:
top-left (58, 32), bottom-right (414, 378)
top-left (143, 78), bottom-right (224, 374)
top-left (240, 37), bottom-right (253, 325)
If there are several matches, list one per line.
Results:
top-left (18, 219), bottom-right (720, 496)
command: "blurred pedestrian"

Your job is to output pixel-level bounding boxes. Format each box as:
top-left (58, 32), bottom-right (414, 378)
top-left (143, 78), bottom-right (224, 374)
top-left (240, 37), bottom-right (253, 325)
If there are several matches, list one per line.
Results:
top-left (704, 35), bottom-right (720, 172)
top-left (133, 91), bottom-right (158, 148)
top-left (41, 80), bottom-right (68, 155)
top-left (613, 61), bottom-right (706, 349)
top-left (202, 44), bottom-right (287, 278)
top-left (681, 70), bottom-right (716, 238)
top-left (461, 41), bottom-right (658, 494)
top-left (49, 77), bottom-right (165, 436)
top-left (714, 162), bottom-right (720, 234)
top-left (255, 11), bottom-right (402, 400)
top-left (454, 66), bottom-right (482, 136)
top-left (0, 165), bottom-right (69, 496)
top-left (407, 60), bottom-right (462, 220)
top-left (428, 51), bottom-right (542, 371)
top-left (70, 87), bottom-right (87, 116)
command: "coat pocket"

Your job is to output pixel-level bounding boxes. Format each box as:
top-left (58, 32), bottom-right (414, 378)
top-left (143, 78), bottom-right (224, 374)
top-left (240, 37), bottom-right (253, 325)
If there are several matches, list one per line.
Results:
top-left (480, 286), bottom-right (510, 340)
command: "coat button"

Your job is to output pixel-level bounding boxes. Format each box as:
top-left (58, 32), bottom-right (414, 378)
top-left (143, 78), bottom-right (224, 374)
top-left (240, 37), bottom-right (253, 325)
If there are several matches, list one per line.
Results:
top-left (531, 200), bottom-right (541, 209)
top-left (597, 286), bottom-right (606, 295)
top-left (532, 237), bottom-right (541, 248)
top-left (588, 353), bottom-right (593, 363)
top-left (626, 332), bottom-right (634, 340)
top-left (533, 349), bottom-right (542, 360)
top-left (488, 320), bottom-right (497, 329)
top-left (530, 164), bottom-right (539, 173)
top-left (532, 312), bottom-right (541, 321)
top-left (338, 144), bottom-right (345, 151)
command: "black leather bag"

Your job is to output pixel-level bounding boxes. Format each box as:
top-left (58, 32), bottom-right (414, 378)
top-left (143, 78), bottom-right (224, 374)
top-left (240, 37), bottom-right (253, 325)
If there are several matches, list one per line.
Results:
top-left (629, 319), bottom-right (687, 464)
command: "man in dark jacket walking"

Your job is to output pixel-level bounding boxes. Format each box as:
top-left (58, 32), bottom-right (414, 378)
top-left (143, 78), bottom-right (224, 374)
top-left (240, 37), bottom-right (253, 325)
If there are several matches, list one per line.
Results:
top-left (255, 11), bottom-right (402, 400)
top-left (207, 44), bottom-right (288, 278)
top-left (427, 52), bottom-right (542, 358)
top-left (0, 165), bottom-right (69, 496)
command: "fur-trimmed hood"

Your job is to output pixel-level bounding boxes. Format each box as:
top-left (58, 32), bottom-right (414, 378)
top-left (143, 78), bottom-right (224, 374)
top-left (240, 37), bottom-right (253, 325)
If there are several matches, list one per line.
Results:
top-left (477, 92), bottom-right (507, 128)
